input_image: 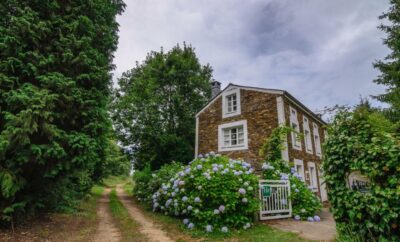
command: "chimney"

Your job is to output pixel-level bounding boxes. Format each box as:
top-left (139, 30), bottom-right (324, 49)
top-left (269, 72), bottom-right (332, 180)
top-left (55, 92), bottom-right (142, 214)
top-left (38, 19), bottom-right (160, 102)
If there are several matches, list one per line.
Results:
top-left (211, 81), bottom-right (221, 99)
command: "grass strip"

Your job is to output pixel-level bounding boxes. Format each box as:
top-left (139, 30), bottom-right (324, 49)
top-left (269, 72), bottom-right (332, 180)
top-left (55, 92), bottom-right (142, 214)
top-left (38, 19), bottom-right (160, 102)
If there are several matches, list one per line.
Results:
top-left (108, 189), bottom-right (146, 242)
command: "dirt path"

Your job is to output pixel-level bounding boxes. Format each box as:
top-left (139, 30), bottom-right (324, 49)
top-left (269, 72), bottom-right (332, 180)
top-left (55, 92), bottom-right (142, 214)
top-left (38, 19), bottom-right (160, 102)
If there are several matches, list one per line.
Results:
top-left (116, 186), bottom-right (175, 242)
top-left (92, 188), bottom-right (122, 242)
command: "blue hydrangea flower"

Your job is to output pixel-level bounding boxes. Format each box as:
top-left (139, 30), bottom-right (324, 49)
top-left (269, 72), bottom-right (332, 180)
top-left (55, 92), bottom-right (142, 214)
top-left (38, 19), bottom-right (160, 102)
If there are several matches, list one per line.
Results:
top-left (294, 215), bottom-right (300, 220)
top-left (212, 167), bottom-right (219, 172)
top-left (183, 218), bottom-right (189, 225)
top-left (209, 151), bottom-right (216, 156)
top-left (188, 223), bottom-right (195, 229)
top-left (242, 197), bottom-right (248, 203)
top-left (219, 205), bottom-right (225, 212)
top-left (182, 196), bottom-right (188, 202)
top-left (198, 154), bottom-right (203, 158)
top-left (213, 209), bottom-right (220, 215)
top-left (187, 205), bottom-right (193, 211)
top-left (313, 215), bottom-right (321, 222)
top-left (194, 197), bottom-right (201, 203)
top-left (196, 165), bottom-right (203, 170)
top-left (290, 167), bottom-right (296, 174)
top-left (295, 189), bottom-right (299, 193)
top-left (307, 217), bottom-right (314, 222)
top-left (221, 226), bottom-right (228, 233)
top-left (197, 185), bottom-right (202, 190)
top-left (238, 188), bottom-right (246, 195)
top-left (205, 225), bottom-right (213, 232)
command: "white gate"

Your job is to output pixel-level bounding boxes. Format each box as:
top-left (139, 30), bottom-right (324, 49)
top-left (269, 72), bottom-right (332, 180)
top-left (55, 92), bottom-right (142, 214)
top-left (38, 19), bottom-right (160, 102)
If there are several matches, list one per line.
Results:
top-left (259, 179), bottom-right (292, 220)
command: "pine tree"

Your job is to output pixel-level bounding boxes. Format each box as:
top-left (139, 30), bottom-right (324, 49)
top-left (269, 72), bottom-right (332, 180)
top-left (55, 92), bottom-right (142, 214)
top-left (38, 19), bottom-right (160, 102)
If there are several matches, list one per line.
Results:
top-left (0, 0), bottom-right (125, 225)
top-left (373, 1), bottom-right (400, 122)
top-left (112, 44), bottom-right (213, 170)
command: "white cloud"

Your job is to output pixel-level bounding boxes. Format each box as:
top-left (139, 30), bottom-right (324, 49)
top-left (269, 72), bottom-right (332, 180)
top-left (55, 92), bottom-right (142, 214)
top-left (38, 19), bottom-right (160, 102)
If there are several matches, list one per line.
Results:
top-left (113, 0), bottom-right (390, 113)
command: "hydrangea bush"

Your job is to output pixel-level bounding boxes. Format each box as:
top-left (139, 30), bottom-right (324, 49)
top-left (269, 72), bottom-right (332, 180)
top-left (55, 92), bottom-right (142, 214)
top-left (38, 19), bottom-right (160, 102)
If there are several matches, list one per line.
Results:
top-left (260, 126), bottom-right (322, 221)
top-left (151, 153), bottom-right (259, 232)
top-left (133, 162), bottom-right (183, 205)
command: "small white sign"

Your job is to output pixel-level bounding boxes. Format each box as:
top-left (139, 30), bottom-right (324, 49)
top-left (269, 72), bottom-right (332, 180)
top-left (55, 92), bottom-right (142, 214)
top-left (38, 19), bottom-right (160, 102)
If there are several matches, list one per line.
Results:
top-left (346, 171), bottom-right (370, 193)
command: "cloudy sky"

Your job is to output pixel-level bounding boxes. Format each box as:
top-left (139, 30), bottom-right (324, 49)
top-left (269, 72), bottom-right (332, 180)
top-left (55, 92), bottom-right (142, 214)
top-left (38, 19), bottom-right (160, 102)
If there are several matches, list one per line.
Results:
top-left (113, 0), bottom-right (390, 114)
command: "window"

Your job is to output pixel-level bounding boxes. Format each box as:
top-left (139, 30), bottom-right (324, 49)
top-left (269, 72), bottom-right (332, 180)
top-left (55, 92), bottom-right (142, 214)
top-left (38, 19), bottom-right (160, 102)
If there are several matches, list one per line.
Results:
top-left (226, 94), bottom-right (237, 113)
top-left (290, 107), bottom-right (302, 150)
top-left (294, 159), bottom-right (305, 181)
top-left (303, 117), bottom-right (313, 154)
top-left (313, 123), bottom-right (322, 157)
top-left (308, 162), bottom-right (318, 192)
top-left (223, 126), bottom-right (244, 146)
top-left (218, 120), bottom-right (248, 151)
top-left (222, 88), bottom-right (241, 118)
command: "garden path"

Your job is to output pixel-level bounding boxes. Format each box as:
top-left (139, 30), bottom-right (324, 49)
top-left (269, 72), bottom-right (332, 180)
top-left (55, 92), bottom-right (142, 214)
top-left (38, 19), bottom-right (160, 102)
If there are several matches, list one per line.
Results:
top-left (265, 208), bottom-right (336, 241)
top-left (93, 188), bottom-right (122, 242)
top-left (116, 185), bottom-right (174, 242)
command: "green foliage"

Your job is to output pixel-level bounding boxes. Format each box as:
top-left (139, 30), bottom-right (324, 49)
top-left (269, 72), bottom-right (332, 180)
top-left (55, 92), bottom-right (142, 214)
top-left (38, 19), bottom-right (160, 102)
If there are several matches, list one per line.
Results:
top-left (133, 162), bottom-right (183, 205)
top-left (112, 43), bottom-right (213, 170)
top-left (102, 139), bottom-right (131, 178)
top-left (151, 154), bottom-right (259, 232)
top-left (0, 0), bottom-right (125, 225)
top-left (323, 110), bottom-right (400, 241)
top-left (260, 127), bottom-right (322, 220)
top-left (373, 1), bottom-right (400, 123)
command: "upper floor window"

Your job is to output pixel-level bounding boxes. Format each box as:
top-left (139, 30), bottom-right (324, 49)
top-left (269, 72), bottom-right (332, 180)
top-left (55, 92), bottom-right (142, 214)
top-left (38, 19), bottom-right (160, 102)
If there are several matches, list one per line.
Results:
top-left (222, 88), bottom-right (241, 118)
top-left (226, 93), bottom-right (237, 113)
top-left (303, 117), bottom-right (313, 154)
top-left (289, 107), bottom-right (302, 150)
top-left (218, 120), bottom-right (248, 151)
top-left (313, 123), bottom-right (322, 157)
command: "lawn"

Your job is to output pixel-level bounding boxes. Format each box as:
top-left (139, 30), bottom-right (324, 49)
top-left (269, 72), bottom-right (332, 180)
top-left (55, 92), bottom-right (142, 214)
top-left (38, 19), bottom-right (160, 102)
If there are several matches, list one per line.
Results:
top-left (124, 180), bottom-right (307, 242)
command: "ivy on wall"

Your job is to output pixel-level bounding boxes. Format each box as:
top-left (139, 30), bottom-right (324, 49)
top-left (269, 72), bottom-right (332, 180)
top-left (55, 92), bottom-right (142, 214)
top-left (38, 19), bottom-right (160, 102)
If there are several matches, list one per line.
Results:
top-left (323, 110), bottom-right (400, 241)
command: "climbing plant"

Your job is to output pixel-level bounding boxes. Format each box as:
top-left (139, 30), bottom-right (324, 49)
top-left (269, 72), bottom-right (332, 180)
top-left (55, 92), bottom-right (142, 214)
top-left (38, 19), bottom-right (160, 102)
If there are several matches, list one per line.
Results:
top-left (323, 110), bottom-right (400, 241)
top-left (260, 127), bottom-right (322, 221)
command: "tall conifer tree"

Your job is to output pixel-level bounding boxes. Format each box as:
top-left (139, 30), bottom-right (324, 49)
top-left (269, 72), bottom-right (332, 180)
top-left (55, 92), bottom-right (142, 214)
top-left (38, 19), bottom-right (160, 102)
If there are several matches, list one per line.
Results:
top-left (374, 1), bottom-right (400, 123)
top-left (0, 0), bottom-right (124, 224)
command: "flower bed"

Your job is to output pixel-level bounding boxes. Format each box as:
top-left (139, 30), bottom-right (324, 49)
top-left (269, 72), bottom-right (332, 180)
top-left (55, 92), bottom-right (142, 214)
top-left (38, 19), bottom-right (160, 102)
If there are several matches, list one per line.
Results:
top-left (151, 153), bottom-right (259, 232)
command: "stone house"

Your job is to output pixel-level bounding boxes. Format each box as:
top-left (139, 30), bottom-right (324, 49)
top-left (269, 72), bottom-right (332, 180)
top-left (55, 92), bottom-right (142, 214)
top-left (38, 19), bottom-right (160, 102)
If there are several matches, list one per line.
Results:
top-left (195, 82), bottom-right (328, 201)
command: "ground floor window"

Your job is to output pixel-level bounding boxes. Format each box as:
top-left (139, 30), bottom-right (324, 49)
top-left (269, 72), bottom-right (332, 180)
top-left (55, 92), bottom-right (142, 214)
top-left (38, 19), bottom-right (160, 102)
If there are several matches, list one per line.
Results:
top-left (307, 162), bottom-right (318, 192)
top-left (294, 159), bottom-right (305, 181)
top-left (218, 120), bottom-right (248, 152)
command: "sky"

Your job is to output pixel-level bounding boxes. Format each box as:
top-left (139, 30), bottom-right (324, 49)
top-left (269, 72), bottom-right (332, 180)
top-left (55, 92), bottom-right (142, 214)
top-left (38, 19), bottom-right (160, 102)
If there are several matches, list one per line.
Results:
top-left (113, 0), bottom-right (390, 115)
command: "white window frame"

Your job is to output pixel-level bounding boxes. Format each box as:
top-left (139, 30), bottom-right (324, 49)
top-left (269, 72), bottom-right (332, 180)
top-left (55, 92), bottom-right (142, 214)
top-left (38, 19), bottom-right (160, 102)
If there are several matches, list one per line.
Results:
top-left (294, 159), bottom-right (305, 181)
top-left (222, 88), bottom-right (241, 118)
top-left (303, 116), bottom-right (313, 154)
top-left (308, 162), bottom-right (318, 192)
top-left (312, 122), bottom-right (322, 157)
top-left (218, 120), bottom-right (248, 152)
top-left (289, 106), bottom-right (302, 150)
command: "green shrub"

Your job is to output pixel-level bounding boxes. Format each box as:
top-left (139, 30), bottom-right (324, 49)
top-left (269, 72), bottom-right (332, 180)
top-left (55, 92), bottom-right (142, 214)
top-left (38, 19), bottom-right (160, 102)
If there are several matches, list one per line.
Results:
top-left (324, 110), bottom-right (400, 241)
top-left (260, 127), bottom-right (322, 221)
top-left (151, 153), bottom-right (259, 232)
top-left (133, 162), bottom-right (183, 205)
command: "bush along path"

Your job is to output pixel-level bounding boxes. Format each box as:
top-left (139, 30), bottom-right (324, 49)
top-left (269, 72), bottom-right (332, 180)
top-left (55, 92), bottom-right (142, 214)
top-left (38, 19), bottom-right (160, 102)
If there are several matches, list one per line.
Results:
top-left (115, 185), bottom-right (174, 242)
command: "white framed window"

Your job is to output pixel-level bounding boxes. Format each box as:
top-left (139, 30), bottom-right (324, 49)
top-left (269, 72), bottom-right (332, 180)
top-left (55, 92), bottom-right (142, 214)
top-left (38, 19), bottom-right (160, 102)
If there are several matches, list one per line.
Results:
top-left (307, 162), bottom-right (318, 192)
top-left (312, 123), bottom-right (322, 157)
top-left (218, 120), bottom-right (248, 152)
top-left (303, 117), bottom-right (313, 154)
top-left (294, 159), bottom-right (305, 181)
top-left (289, 106), bottom-right (302, 150)
top-left (222, 88), bottom-right (241, 118)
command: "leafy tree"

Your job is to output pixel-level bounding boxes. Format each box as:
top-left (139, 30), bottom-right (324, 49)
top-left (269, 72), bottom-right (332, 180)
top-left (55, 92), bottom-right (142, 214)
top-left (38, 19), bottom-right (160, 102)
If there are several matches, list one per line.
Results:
top-left (373, 1), bottom-right (400, 123)
top-left (0, 0), bottom-right (125, 225)
top-left (323, 110), bottom-right (400, 241)
top-left (112, 44), bottom-right (213, 170)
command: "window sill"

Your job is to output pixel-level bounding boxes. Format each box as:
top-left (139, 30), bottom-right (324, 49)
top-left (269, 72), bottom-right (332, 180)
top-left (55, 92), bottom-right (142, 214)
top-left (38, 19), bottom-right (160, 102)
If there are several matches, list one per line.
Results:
top-left (222, 111), bottom-right (241, 119)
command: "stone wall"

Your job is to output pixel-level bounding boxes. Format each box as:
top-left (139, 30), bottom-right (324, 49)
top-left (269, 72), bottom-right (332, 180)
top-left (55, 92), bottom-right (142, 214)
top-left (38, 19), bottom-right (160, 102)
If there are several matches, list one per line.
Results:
top-left (283, 96), bottom-right (326, 198)
top-left (197, 88), bottom-right (280, 170)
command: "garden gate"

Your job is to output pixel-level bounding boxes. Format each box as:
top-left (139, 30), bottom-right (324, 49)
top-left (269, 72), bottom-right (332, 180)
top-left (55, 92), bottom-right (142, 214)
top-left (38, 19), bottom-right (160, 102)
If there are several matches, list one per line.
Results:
top-left (259, 179), bottom-right (292, 220)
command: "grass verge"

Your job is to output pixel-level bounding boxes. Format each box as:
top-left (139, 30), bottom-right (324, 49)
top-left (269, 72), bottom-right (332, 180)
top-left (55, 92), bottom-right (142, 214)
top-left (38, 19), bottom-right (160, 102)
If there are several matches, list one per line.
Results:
top-left (0, 185), bottom-right (104, 242)
top-left (108, 188), bottom-right (146, 242)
